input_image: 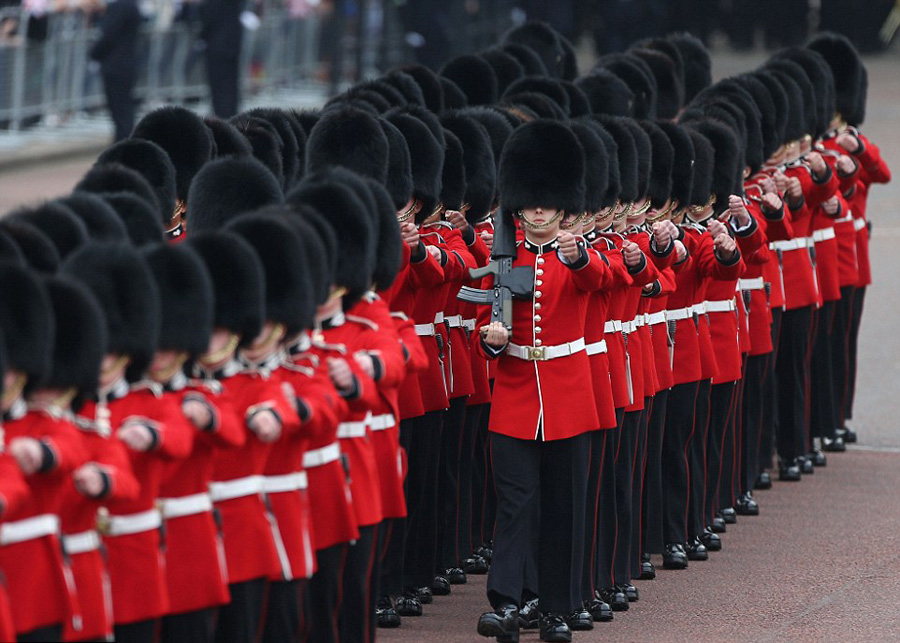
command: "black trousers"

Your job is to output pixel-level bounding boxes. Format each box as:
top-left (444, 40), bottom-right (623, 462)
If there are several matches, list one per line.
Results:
top-left (215, 579), bottom-right (267, 643)
top-left (101, 69), bottom-right (136, 141)
top-left (741, 354), bottom-right (770, 494)
top-left (369, 522), bottom-right (390, 643)
top-left (595, 409), bottom-right (623, 591)
top-left (379, 515), bottom-right (405, 598)
top-left (810, 301), bottom-right (838, 441)
top-left (340, 525), bottom-right (376, 643)
top-left (305, 544), bottom-right (346, 643)
top-left (19, 624), bottom-right (63, 642)
top-left (642, 390), bottom-right (668, 555)
top-left (832, 286), bottom-right (855, 427)
top-left (612, 410), bottom-right (639, 586)
top-left (687, 379), bottom-right (711, 540)
top-left (759, 307), bottom-right (783, 473)
top-left (471, 400), bottom-right (495, 551)
top-left (401, 410), bottom-right (443, 589)
top-left (162, 608), bottom-right (215, 643)
top-left (459, 403), bottom-right (486, 561)
top-left (662, 382), bottom-right (698, 545)
top-left (263, 580), bottom-right (300, 643)
top-left (630, 402), bottom-right (651, 579)
top-left (437, 396), bottom-right (468, 571)
top-left (776, 306), bottom-right (814, 464)
top-left (583, 428), bottom-right (607, 600)
top-left (707, 381), bottom-right (737, 522)
top-left (486, 431), bottom-right (590, 614)
top-left (117, 619), bottom-right (158, 643)
top-left (845, 286), bottom-right (866, 421)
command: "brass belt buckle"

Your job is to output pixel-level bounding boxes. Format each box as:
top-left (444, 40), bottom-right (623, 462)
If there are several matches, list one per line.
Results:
top-left (528, 346), bottom-right (546, 361)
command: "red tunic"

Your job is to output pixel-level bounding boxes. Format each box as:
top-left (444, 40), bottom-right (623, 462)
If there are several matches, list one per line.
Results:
top-left (0, 408), bottom-right (88, 635)
top-left (158, 378), bottom-right (243, 613)
top-left (476, 238), bottom-right (611, 441)
top-left (0, 453), bottom-right (30, 642)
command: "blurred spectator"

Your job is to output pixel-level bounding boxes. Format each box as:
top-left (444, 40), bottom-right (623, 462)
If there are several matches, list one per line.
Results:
top-left (88, 0), bottom-right (142, 140)
top-left (200, 0), bottom-right (245, 117)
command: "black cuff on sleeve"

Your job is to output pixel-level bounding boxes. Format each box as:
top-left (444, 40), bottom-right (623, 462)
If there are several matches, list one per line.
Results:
top-left (97, 469), bottom-right (113, 499)
top-left (732, 216), bottom-right (758, 237)
top-left (641, 281), bottom-right (662, 297)
top-left (811, 164), bottom-right (833, 185)
top-left (626, 253), bottom-right (647, 275)
top-left (675, 245), bottom-right (691, 265)
top-left (651, 237), bottom-right (674, 258)
top-left (410, 242), bottom-right (427, 263)
top-left (480, 337), bottom-right (507, 358)
top-left (296, 398), bottom-right (311, 423)
top-left (38, 441), bottom-right (57, 473)
top-left (762, 203), bottom-right (785, 221)
top-left (715, 248), bottom-right (742, 266)
top-left (370, 354), bottom-right (384, 382)
top-left (340, 375), bottom-right (362, 401)
top-left (565, 244), bottom-right (590, 270)
top-left (786, 195), bottom-right (805, 211)
top-left (462, 225), bottom-right (476, 245)
top-left (145, 425), bottom-right (161, 451)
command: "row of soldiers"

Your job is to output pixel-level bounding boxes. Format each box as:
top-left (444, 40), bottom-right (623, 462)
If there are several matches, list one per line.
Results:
top-left (0, 19), bottom-right (891, 643)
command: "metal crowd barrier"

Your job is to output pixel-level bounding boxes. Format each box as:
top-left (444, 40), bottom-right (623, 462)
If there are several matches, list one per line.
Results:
top-left (0, 5), bottom-right (325, 132)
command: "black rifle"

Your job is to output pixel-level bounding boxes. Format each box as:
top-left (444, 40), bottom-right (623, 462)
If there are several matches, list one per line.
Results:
top-left (457, 209), bottom-right (534, 333)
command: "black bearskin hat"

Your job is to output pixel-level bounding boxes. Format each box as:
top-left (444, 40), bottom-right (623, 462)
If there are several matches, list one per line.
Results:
top-left (807, 32), bottom-right (867, 126)
top-left (752, 71), bottom-right (790, 152)
top-left (440, 130), bottom-right (467, 212)
top-left (686, 119), bottom-right (741, 215)
top-left (735, 73), bottom-right (781, 161)
top-left (622, 119), bottom-right (652, 199)
top-left (593, 115), bottom-right (638, 203)
top-left (503, 92), bottom-right (567, 120)
top-left (5, 201), bottom-right (88, 260)
top-left (569, 120), bottom-right (609, 213)
top-left (75, 163), bottom-right (161, 215)
top-left (0, 262), bottom-right (53, 383)
top-left (0, 229), bottom-right (23, 265)
top-left (764, 58), bottom-right (816, 138)
top-left (576, 71), bottom-right (635, 117)
top-left (131, 106), bottom-right (213, 203)
top-left (0, 220), bottom-right (60, 274)
top-left (440, 77), bottom-right (469, 110)
top-left (187, 156), bottom-right (283, 234)
top-left (767, 70), bottom-right (806, 143)
top-left (461, 107), bottom-right (514, 171)
top-left (287, 172), bottom-right (375, 309)
top-left (499, 119), bottom-right (585, 214)
top-left (666, 32), bottom-right (711, 102)
top-left (43, 276), bottom-right (106, 397)
top-left (478, 48), bottom-right (525, 95)
top-left (95, 139), bottom-right (177, 225)
top-left (204, 116), bottom-right (253, 159)
top-left (501, 43), bottom-right (548, 77)
top-left (657, 121), bottom-right (695, 207)
top-left (365, 178), bottom-right (404, 293)
top-left (596, 54), bottom-right (657, 120)
top-left (243, 108), bottom-right (304, 190)
top-left (440, 55), bottom-right (499, 106)
top-left (503, 21), bottom-right (566, 78)
top-left (685, 129), bottom-right (714, 207)
top-left (385, 112), bottom-right (444, 224)
top-left (281, 207), bottom-right (335, 306)
top-left (226, 211), bottom-right (313, 336)
top-left (306, 106), bottom-right (390, 183)
top-left (61, 242), bottom-right (160, 375)
top-left (394, 64), bottom-right (445, 113)
top-left (142, 244), bottom-right (214, 356)
top-left (56, 192), bottom-right (128, 243)
top-left (639, 120), bottom-right (674, 208)
top-left (561, 81), bottom-right (591, 117)
top-left (381, 119), bottom-right (413, 210)
top-left (291, 109), bottom-right (321, 137)
top-left (382, 70), bottom-right (427, 107)
top-left (100, 192), bottom-right (164, 246)
top-left (504, 76), bottom-right (571, 115)
top-left (588, 121), bottom-right (621, 208)
top-left (230, 116), bottom-right (285, 189)
top-left (772, 47), bottom-right (835, 138)
top-left (441, 111), bottom-right (496, 222)
top-left (630, 47), bottom-right (683, 119)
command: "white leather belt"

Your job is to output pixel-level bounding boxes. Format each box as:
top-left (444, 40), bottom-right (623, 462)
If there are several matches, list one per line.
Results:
top-left (604, 320), bottom-right (622, 334)
top-left (434, 312), bottom-right (445, 324)
top-left (445, 315), bottom-right (464, 328)
top-left (647, 311), bottom-right (667, 325)
top-left (63, 529), bottom-right (101, 555)
top-left (622, 315), bottom-right (645, 334)
top-left (210, 475), bottom-right (264, 502)
top-left (739, 277), bottom-right (765, 291)
top-left (834, 213), bottom-right (853, 224)
top-left (585, 340), bottom-right (608, 356)
top-left (507, 338), bottom-right (586, 361)
top-left (705, 299), bottom-right (737, 313)
top-left (463, 319), bottom-right (476, 332)
top-left (853, 218), bottom-right (866, 231)
top-left (159, 493), bottom-right (213, 519)
top-left (666, 307), bottom-right (693, 321)
top-left (369, 413), bottom-right (396, 431)
top-left (0, 514), bottom-right (59, 546)
top-left (105, 509), bottom-right (162, 537)
top-left (692, 302), bottom-right (708, 315)
top-left (302, 442), bottom-right (342, 468)
top-left (337, 421), bottom-right (367, 439)
top-left (263, 472), bottom-right (308, 494)
top-left (770, 237), bottom-right (812, 252)
top-left (812, 227), bottom-right (836, 242)
top-left (414, 323), bottom-right (435, 337)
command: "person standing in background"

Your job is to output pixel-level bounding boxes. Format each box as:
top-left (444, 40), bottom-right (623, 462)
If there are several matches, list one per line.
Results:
top-left (201, 0), bottom-right (244, 118)
top-left (88, 0), bottom-right (141, 141)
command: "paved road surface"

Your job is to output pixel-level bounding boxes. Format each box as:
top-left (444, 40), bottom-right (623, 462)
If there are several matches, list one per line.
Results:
top-left (1, 48), bottom-right (898, 643)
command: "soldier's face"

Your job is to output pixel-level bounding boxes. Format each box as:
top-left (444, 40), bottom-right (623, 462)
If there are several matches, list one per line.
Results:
top-left (1, 370), bottom-right (25, 413)
top-left (149, 350), bottom-right (188, 383)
